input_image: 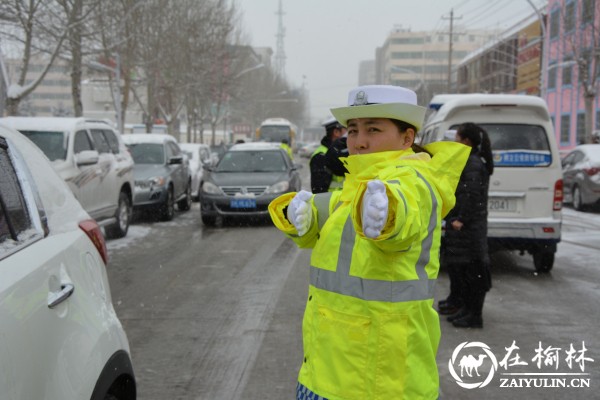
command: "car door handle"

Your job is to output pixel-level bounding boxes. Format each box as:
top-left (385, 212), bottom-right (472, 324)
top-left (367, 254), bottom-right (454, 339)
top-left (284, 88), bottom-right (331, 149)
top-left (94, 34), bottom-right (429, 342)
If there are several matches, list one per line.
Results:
top-left (48, 283), bottom-right (75, 308)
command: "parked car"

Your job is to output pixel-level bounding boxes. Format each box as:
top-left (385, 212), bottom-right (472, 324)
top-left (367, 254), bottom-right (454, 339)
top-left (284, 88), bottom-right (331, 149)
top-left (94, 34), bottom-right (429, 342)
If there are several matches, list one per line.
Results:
top-left (561, 144), bottom-right (600, 211)
top-left (199, 142), bottom-right (302, 226)
top-left (0, 117), bottom-right (134, 239)
top-left (180, 142), bottom-right (213, 201)
top-left (422, 94), bottom-right (563, 272)
top-left (298, 142), bottom-right (320, 158)
top-left (0, 123), bottom-right (136, 399)
top-left (122, 133), bottom-right (192, 221)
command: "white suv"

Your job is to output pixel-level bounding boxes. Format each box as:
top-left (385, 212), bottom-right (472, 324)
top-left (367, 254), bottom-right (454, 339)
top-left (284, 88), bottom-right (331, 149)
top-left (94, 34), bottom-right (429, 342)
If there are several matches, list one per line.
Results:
top-left (1, 117), bottom-right (134, 239)
top-left (0, 123), bottom-right (136, 399)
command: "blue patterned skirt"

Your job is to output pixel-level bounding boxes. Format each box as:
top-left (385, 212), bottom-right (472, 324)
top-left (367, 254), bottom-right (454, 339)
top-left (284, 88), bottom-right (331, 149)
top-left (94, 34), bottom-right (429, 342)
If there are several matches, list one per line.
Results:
top-left (296, 382), bottom-right (328, 400)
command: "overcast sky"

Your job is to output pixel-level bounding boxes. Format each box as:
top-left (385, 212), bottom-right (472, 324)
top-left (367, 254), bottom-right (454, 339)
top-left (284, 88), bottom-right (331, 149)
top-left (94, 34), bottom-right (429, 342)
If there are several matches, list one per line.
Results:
top-left (235, 0), bottom-right (547, 126)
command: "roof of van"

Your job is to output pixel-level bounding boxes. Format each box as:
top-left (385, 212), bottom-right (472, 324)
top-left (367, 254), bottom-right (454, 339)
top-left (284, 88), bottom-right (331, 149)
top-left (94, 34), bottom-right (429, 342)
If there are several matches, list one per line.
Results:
top-left (122, 133), bottom-right (178, 144)
top-left (0, 116), bottom-right (113, 131)
top-left (431, 94), bottom-right (550, 122)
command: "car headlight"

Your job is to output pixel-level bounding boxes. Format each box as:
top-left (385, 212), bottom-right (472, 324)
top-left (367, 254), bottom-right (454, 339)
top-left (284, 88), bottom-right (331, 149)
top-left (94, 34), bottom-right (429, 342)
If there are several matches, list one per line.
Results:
top-left (135, 176), bottom-right (166, 189)
top-left (202, 181), bottom-right (222, 194)
top-left (265, 181), bottom-right (290, 194)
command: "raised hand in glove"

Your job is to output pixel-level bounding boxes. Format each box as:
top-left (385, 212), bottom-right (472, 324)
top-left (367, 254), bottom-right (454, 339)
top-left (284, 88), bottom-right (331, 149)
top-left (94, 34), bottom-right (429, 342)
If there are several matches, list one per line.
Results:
top-left (286, 190), bottom-right (313, 236)
top-left (361, 180), bottom-right (389, 238)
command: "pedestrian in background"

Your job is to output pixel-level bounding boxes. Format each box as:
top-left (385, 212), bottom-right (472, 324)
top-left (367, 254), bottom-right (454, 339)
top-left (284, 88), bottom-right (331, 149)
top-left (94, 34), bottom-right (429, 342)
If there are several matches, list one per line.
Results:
top-left (280, 138), bottom-right (293, 159)
top-left (309, 117), bottom-right (346, 193)
top-left (441, 122), bottom-right (494, 329)
top-left (269, 85), bottom-right (469, 399)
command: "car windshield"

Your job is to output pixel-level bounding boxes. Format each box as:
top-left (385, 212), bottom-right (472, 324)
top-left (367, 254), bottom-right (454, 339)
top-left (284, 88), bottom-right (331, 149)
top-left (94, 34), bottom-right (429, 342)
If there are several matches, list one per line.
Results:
top-left (126, 143), bottom-right (165, 164)
top-left (216, 150), bottom-right (286, 172)
top-left (451, 124), bottom-right (552, 167)
top-left (19, 130), bottom-right (67, 161)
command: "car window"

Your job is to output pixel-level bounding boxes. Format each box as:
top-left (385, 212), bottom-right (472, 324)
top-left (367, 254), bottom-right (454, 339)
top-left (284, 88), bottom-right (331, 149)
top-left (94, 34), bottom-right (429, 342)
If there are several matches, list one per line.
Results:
top-left (0, 138), bottom-right (34, 252)
top-left (74, 130), bottom-right (93, 153)
top-left (102, 129), bottom-right (120, 154)
top-left (19, 130), bottom-right (67, 161)
top-left (168, 142), bottom-right (181, 156)
top-left (200, 148), bottom-right (210, 162)
top-left (450, 124), bottom-right (552, 167)
top-left (126, 143), bottom-right (165, 164)
top-left (216, 150), bottom-right (286, 172)
top-left (90, 129), bottom-right (111, 153)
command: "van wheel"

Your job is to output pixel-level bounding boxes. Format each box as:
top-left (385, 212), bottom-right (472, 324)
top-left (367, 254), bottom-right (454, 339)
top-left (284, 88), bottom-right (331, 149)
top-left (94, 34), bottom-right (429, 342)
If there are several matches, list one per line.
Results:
top-left (533, 249), bottom-right (555, 273)
top-left (104, 191), bottom-right (131, 239)
top-left (573, 186), bottom-right (585, 211)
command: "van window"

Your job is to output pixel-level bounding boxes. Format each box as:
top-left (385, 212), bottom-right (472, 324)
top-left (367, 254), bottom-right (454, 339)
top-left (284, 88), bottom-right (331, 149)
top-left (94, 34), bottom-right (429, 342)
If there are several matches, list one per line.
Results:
top-left (451, 123), bottom-right (552, 167)
top-left (90, 129), bottom-right (111, 153)
top-left (19, 130), bottom-right (67, 161)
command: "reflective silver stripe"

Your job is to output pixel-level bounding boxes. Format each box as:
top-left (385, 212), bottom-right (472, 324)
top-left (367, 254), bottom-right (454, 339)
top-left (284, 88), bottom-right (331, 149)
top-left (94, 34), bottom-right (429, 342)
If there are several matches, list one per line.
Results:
top-left (313, 192), bottom-right (333, 231)
top-left (310, 173), bottom-right (438, 302)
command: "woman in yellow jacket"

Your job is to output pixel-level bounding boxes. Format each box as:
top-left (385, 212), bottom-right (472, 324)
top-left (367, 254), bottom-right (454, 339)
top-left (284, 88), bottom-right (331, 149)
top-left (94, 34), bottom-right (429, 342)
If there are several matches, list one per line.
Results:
top-left (269, 85), bottom-right (469, 400)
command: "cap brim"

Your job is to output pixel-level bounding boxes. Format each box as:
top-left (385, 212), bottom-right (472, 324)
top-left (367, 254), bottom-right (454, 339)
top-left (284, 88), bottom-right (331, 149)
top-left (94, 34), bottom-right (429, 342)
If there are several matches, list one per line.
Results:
top-left (330, 103), bottom-right (426, 131)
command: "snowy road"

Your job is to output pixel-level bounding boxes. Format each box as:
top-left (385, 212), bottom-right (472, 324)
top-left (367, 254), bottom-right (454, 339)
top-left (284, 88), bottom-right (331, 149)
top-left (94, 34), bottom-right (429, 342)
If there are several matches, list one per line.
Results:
top-left (105, 195), bottom-right (599, 399)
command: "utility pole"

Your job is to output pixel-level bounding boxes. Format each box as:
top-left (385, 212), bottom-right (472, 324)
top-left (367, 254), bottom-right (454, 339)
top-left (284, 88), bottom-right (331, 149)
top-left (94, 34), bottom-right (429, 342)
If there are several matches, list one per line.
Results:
top-left (443, 9), bottom-right (462, 92)
top-left (274, 0), bottom-right (286, 78)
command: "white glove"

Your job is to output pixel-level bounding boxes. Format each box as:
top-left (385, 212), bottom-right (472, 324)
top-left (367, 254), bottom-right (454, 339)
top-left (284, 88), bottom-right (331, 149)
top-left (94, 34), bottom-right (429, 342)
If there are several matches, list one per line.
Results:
top-left (361, 180), bottom-right (389, 238)
top-left (287, 190), bottom-right (313, 236)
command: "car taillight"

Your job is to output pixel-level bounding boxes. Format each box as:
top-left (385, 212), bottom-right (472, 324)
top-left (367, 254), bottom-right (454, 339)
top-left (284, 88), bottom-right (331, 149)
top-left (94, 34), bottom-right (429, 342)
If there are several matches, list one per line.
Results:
top-left (553, 179), bottom-right (563, 211)
top-left (79, 219), bottom-right (109, 265)
top-left (583, 167), bottom-right (600, 176)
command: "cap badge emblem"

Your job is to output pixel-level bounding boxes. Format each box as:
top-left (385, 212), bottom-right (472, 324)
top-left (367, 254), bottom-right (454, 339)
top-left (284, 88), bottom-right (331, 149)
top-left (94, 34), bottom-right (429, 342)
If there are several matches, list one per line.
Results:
top-left (353, 91), bottom-right (368, 106)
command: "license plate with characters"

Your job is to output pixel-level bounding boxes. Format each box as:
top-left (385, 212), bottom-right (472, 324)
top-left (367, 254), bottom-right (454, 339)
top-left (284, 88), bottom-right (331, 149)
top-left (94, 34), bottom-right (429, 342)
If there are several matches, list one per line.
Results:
top-left (230, 198), bottom-right (257, 208)
top-left (488, 198), bottom-right (516, 212)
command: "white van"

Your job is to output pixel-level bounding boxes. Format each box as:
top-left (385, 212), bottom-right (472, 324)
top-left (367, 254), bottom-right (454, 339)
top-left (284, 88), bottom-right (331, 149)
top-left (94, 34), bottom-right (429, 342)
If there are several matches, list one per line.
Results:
top-left (421, 94), bottom-right (563, 272)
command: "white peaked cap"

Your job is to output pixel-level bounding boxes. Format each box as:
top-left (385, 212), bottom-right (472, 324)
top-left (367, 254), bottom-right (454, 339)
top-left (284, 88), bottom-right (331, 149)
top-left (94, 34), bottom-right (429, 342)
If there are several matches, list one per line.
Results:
top-left (330, 85), bottom-right (426, 131)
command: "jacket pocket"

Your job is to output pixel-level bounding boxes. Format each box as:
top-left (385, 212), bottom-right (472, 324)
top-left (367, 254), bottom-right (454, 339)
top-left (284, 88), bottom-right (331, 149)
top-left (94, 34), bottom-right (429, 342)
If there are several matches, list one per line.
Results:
top-left (311, 305), bottom-right (371, 399)
top-left (375, 313), bottom-right (408, 399)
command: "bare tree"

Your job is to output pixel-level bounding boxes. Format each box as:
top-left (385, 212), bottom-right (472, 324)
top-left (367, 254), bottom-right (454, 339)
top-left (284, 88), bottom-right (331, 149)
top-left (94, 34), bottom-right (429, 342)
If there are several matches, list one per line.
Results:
top-left (0, 0), bottom-right (70, 115)
top-left (563, 0), bottom-right (600, 144)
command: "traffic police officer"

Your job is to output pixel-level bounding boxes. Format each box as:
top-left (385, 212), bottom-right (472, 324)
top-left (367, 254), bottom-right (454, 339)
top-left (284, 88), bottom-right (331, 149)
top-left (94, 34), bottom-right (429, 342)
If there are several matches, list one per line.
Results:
top-left (269, 85), bottom-right (470, 399)
top-left (309, 117), bottom-right (346, 193)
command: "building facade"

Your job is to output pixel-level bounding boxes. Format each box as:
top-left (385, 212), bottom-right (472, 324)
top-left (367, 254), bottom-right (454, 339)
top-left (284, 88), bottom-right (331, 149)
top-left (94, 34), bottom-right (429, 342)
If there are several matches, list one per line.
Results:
top-left (375, 26), bottom-right (497, 106)
top-left (456, 15), bottom-right (542, 96)
top-left (544, 0), bottom-right (599, 149)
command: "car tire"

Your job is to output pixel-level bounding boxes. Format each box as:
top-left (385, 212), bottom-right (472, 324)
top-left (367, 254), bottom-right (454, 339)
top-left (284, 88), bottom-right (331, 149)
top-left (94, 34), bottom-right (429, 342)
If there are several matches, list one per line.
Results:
top-left (201, 213), bottom-right (216, 226)
top-left (104, 191), bottom-right (131, 239)
top-left (178, 181), bottom-right (192, 211)
top-left (533, 246), bottom-right (555, 273)
top-left (160, 187), bottom-right (175, 221)
top-left (573, 185), bottom-right (585, 211)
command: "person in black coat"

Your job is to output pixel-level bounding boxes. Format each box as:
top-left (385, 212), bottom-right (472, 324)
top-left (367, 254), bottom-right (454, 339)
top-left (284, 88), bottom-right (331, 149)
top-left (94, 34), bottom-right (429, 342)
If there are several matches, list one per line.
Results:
top-left (439, 122), bottom-right (494, 328)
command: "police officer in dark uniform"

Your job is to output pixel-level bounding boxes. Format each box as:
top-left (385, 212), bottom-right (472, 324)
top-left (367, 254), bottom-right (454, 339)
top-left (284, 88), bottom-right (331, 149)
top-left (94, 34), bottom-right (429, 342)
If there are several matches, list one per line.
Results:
top-left (309, 117), bottom-right (346, 193)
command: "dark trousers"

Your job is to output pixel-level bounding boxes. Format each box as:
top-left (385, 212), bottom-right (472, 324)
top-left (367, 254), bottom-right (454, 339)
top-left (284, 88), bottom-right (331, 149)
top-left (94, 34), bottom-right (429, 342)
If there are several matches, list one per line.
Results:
top-left (447, 259), bottom-right (491, 316)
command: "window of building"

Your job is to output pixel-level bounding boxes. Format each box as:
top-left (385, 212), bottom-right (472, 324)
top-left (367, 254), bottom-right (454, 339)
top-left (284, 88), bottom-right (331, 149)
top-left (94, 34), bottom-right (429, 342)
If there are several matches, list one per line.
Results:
top-left (550, 9), bottom-right (560, 39)
top-left (576, 113), bottom-right (586, 144)
top-left (582, 0), bottom-right (594, 24)
top-left (548, 64), bottom-right (557, 89)
top-left (562, 59), bottom-right (573, 86)
top-left (565, 2), bottom-right (575, 32)
top-left (560, 114), bottom-right (571, 143)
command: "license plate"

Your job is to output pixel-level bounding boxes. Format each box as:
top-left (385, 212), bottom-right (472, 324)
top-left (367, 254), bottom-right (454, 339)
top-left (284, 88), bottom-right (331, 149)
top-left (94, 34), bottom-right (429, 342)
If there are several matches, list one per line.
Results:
top-left (488, 198), bottom-right (516, 212)
top-left (230, 198), bottom-right (256, 208)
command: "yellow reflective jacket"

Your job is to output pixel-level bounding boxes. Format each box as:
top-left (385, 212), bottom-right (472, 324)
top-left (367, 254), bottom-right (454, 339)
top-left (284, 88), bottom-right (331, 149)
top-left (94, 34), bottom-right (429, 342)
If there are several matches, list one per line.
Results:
top-left (269, 142), bottom-right (469, 400)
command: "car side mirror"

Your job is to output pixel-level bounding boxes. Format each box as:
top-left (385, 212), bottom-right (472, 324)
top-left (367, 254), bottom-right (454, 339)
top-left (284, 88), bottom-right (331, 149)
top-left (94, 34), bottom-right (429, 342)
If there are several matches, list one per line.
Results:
top-left (168, 155), bottom-right (183, 165)
top-left (292, 163), bottom-right (303, 170)
top-left (74, 150), bottom-right (100, 166)
top-left (202, 163), bottom-right (213, 171)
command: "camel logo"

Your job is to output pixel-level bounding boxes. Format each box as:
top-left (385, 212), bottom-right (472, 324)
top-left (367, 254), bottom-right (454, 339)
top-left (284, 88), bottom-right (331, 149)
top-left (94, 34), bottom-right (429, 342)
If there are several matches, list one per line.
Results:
top-left (449, 341), bottom-right (498, 389)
